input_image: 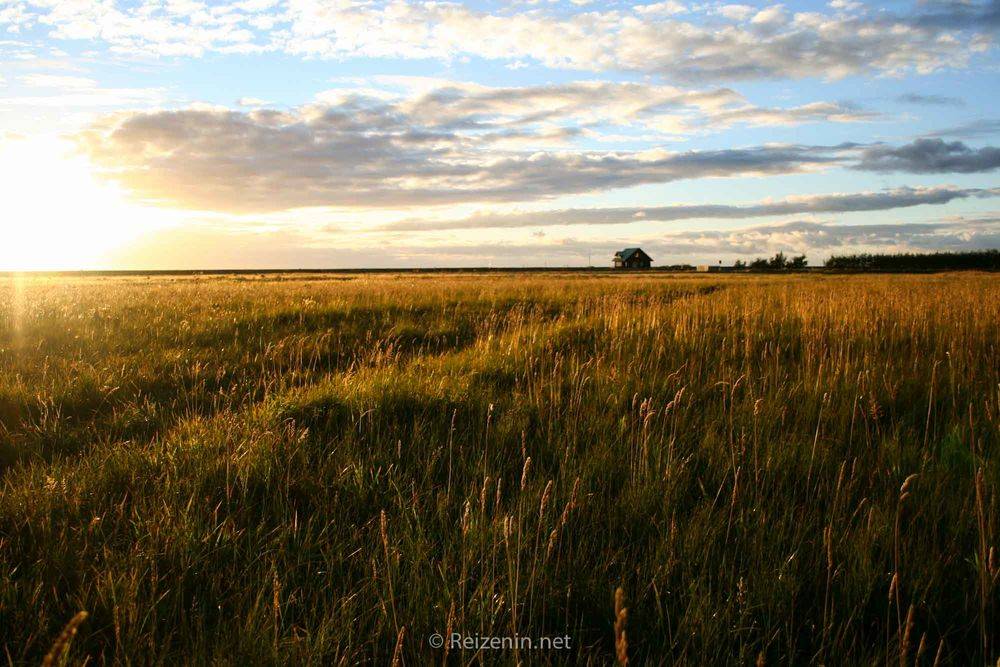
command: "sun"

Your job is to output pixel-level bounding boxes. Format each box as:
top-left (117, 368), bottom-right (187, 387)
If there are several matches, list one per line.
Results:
top-left (0, 135), bottom-right (170, 271)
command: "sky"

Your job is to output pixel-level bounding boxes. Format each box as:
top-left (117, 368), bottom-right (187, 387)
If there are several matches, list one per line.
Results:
top-left (1, 0), bottom-right (999, 269)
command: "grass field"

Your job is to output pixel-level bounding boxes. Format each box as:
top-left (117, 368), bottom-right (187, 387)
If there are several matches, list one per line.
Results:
top-left (0, 272), bottom-right (997, 665)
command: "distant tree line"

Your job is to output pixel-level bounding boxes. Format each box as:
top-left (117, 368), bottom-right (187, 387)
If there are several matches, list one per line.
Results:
top-left (735, 252), bottom-right (808, 270)
top-left (823, 249), bottom-right (1000, 271)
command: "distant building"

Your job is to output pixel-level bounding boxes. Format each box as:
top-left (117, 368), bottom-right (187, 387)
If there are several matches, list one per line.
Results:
top-left (697, 265), bottom-right (734, 272)
top-left (613, 247), bottom-right (652, 269)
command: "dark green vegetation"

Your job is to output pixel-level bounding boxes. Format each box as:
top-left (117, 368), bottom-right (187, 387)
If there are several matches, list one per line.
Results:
top-left (746, 251), bottom-right (808, 269)
top-left (0, 273), bottom-right (997, 664)
top-left (824, 249), bottom-right (1000, 271)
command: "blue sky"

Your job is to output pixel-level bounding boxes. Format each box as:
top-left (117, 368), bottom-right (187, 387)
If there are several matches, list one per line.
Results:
top-left (1, 0), bottom-right (998, 269)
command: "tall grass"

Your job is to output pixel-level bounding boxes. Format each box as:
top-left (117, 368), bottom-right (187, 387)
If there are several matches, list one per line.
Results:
top-left (0, 272), bottom-right (996, 664)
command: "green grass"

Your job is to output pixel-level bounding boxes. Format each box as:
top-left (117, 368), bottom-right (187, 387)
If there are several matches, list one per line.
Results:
top-left (0, 272), bottom-right (997, 664)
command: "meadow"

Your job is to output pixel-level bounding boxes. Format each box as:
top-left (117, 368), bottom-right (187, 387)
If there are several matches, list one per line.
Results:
top-left (0, 272), bottom-right (997, 665)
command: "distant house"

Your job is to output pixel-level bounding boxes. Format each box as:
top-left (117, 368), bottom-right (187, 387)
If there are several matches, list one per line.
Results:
top-left (613, 247), bottom-right (652, 269)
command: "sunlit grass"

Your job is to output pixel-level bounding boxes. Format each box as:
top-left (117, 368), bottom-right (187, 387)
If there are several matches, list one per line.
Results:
top-left (0, 272), bottom-right (997, 664)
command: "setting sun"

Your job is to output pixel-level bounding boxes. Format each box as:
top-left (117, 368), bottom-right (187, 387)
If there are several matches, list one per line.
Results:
top-left (0, 136), bottom-right (169, 270)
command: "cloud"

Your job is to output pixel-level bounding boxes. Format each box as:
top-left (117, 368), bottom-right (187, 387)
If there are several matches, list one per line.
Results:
top-left (895, 93), bottom-right (964, 107)
top-left (107, 223), bottom-right (606, 269)
top-left (909, 0), bottom-right (1000, 29)
top-left (0, 3), bottom-right (31, 33)
top-left (108, 216), bottom-right (1000, 268)
top-left (74, 83), bottom-right (1000, 213)
top-left (0, 73), bottom-right (165, 108)
top-left (658, 217), bottom-right (1000, 255)
top-left (714, 4), bottom-right (756, 20)
top-left (408, 217), bottom-right (1000, 262)
top-left (236, 97), bottom-right (271, 107)
top-left (19, 0), bottom-right (267, 58)
top-left (5, 0), bottom-right (998, 83)
top-left (634, 2), bottom-right (688, 17)
top-left (856, 138), bottom-right (1000, 173)
top-left (18, 74), bottom-right (98, 89)
top-left (751, 5), bottom-right (788, 27)
top-left (388, 79), bottom-right (875, 135)
top-left (280, 0), bottom-right (996, 82)
top-left (925, 119), bottom-right (1000, 139)
top-left (76, 90), bottom-right (860, 212)
top-left (642, 217), bottom-right (1000, 258)
top-left (380, 186), bottom-right (1000, 231)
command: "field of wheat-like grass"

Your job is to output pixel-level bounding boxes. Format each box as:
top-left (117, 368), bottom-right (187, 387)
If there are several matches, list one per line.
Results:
top-left (0, 272), bottom-right (997, 664)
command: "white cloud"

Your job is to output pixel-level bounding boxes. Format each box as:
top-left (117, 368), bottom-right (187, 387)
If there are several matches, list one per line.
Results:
top-left (829, 0), bottom-right (861, 11)
top-left (716, 4), bottom-right (755, 21)
top-left (634, 2), bottom-right (687, 17)
top-left (19, 73), bottom-right (97, 89)
top-left (751, 5), bottom-right (787, 27)
top-left (24, 0), bottom-right (269, 58)
top-left (0, 2), bottom-right (32, 33)
top-left (236, 96), bottom-right (271, 107)
top-left (2, 0), bottom-right (995, 82)
top-left (1, 73), bottom-right (165, 108)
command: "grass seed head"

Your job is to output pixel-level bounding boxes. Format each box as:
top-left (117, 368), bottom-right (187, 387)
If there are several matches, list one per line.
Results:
top-left (614, 587), bottom-right (629, 666)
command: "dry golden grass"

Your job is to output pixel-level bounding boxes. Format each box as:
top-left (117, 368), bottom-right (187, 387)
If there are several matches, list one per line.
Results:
top-left (0, 271), bottom-right (997, 664)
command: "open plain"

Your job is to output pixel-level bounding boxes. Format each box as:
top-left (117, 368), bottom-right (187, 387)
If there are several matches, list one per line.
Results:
top-left (0, 272), bottom-right (997, 664)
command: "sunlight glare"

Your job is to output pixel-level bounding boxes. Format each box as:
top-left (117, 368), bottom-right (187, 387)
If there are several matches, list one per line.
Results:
top-left (0, 135), bottom-right (170, 270)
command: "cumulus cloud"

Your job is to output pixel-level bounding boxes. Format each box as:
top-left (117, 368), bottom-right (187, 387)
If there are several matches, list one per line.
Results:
top-left (3, 0), bottom-right (997, 82)
top-left (381, 186), bottom-right (1000, 231)
top-left (69, 68), bottom-right (1000, 214)
top-left (76, 88), bottom-right (862, 211)
top-left (75, 84), bottom-right (1000, 213)
top-left (856, 138), bottom-right (1000, 173)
